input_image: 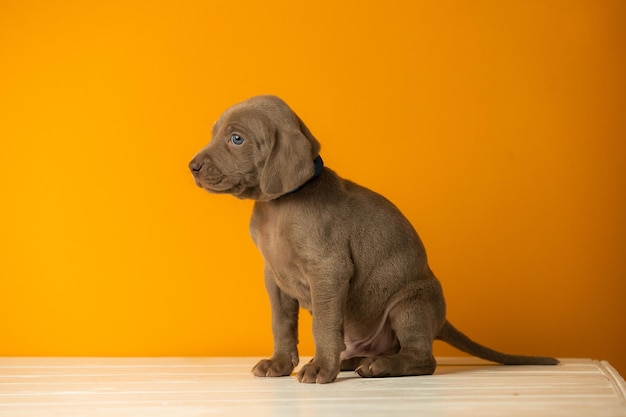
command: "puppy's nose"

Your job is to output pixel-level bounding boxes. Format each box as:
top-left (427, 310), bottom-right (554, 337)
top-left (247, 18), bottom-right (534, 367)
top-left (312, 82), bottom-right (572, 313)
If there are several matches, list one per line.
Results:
top-left (189, 159), bottom-right (203, 175)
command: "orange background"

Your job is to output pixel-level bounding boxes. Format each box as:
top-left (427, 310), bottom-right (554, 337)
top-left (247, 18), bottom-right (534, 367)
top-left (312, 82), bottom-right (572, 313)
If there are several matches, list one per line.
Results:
top-left (1, 0), bottom-right (625, 375)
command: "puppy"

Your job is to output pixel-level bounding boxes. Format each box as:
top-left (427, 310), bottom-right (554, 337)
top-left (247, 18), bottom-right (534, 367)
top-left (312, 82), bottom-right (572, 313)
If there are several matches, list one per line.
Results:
top-left (189, 95), bottom-right (558, 383)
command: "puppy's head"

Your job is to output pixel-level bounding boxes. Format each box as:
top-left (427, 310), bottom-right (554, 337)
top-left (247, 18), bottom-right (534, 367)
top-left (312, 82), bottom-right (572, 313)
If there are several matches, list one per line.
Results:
top-left (189, 95), bottom-right (321, 201)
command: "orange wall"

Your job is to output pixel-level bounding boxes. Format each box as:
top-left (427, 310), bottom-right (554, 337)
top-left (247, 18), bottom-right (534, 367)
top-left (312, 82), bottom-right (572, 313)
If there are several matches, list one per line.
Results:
top-left (1, 1), bottom-right (625, 374)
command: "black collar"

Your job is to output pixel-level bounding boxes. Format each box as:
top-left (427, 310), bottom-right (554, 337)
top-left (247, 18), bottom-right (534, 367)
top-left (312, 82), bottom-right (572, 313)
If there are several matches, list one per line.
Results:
top-left (279, 155), bottom-right (324, 198)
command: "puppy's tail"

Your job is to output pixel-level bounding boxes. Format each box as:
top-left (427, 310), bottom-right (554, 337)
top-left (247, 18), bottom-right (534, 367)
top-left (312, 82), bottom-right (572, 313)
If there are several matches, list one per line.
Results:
top-left (436, 320), bottom-right (559, 365)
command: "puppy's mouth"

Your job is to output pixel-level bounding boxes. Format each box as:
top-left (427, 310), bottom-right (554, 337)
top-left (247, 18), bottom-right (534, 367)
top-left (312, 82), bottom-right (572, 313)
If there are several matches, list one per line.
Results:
top-left (194, 176), bottom-right (230, 193)
top-left (193, 172), bottom-right (247, 195)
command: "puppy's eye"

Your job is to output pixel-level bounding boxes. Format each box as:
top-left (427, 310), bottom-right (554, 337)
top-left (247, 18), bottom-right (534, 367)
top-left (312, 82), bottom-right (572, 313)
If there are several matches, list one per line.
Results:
top-left (230, 134), bottom-right (244, 145)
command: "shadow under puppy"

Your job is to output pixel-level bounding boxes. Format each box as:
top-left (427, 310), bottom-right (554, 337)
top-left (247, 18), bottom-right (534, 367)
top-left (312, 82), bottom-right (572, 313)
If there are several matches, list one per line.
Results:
top-left (189, 95), bottom-right (558, 384)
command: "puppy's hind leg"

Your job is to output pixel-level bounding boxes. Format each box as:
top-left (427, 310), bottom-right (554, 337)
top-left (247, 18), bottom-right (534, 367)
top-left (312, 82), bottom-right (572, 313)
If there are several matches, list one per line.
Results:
top-left (356, 283), bottom-right (445, 378)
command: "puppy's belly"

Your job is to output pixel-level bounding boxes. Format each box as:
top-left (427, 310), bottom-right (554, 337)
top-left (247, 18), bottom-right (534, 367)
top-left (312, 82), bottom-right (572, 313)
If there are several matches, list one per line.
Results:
top-left (342, 317), bottom-right (397, 359)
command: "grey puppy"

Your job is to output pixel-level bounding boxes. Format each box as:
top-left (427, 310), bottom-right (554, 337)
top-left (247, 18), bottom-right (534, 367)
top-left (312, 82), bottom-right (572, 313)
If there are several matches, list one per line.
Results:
top-left (189, 95), bottom-right (558, 384)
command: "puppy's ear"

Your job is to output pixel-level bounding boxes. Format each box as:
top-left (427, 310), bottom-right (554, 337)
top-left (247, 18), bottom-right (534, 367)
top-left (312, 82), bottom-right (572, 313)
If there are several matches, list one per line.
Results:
top-left (260, 115), bottom-right (321, 198)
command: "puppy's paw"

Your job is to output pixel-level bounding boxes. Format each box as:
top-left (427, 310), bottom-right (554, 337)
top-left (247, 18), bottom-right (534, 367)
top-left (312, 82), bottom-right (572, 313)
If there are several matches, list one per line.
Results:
top-left (252, 356), bottom-right (297, 377)
top-left (296, 359), bottom-right (340, 384)
top-left (355, 357), bottom-right (392, 377)
top-left (355, 354), bottom-right (436, 378)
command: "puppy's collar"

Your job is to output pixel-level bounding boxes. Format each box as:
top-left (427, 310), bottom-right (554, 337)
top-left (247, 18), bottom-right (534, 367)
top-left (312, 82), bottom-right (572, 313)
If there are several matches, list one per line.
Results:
top-left (279, 155), bottom-right (324, 198)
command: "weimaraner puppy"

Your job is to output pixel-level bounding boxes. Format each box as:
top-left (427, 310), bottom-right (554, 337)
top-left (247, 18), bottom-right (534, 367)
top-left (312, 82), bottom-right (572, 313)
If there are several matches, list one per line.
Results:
top-left (189, 95), bottom-right (558, 383)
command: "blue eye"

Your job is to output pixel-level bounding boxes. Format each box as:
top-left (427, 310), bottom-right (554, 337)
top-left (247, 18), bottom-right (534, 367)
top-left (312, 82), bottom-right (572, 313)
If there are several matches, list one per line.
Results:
top-left (230, 134), bottom-right (244, 145)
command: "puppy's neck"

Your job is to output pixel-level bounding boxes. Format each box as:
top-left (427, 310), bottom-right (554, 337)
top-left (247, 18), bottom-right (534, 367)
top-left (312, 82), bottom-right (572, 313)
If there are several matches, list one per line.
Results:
top-left (276, 155), bottom-right (324, 199)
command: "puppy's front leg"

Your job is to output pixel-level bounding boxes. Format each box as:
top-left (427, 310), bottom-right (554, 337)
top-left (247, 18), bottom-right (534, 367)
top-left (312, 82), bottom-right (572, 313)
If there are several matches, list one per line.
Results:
top-left (297, 277), bottom-right (349, 384)
top-left (252, 266), bottom-right (300, 378)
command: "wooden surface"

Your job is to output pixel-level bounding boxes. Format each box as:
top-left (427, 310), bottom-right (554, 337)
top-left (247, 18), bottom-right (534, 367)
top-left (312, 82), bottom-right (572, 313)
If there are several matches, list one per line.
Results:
top-left (1, 357), bottom-right (625, 416)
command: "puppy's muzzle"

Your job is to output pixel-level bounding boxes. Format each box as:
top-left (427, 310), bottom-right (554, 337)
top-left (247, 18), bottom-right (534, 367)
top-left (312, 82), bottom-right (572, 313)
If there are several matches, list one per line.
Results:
top-left (189, 156), bottom-right (226, 190)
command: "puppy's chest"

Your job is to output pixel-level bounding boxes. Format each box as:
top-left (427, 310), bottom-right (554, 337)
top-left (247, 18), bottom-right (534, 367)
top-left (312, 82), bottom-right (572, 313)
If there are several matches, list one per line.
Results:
top-left (250, 206), bottom-right (312, 301)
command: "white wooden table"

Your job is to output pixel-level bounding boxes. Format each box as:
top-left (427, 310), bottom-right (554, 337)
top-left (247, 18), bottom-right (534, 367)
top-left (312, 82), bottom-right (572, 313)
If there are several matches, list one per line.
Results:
top-left (1, 357), bottom-right (624, 416)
